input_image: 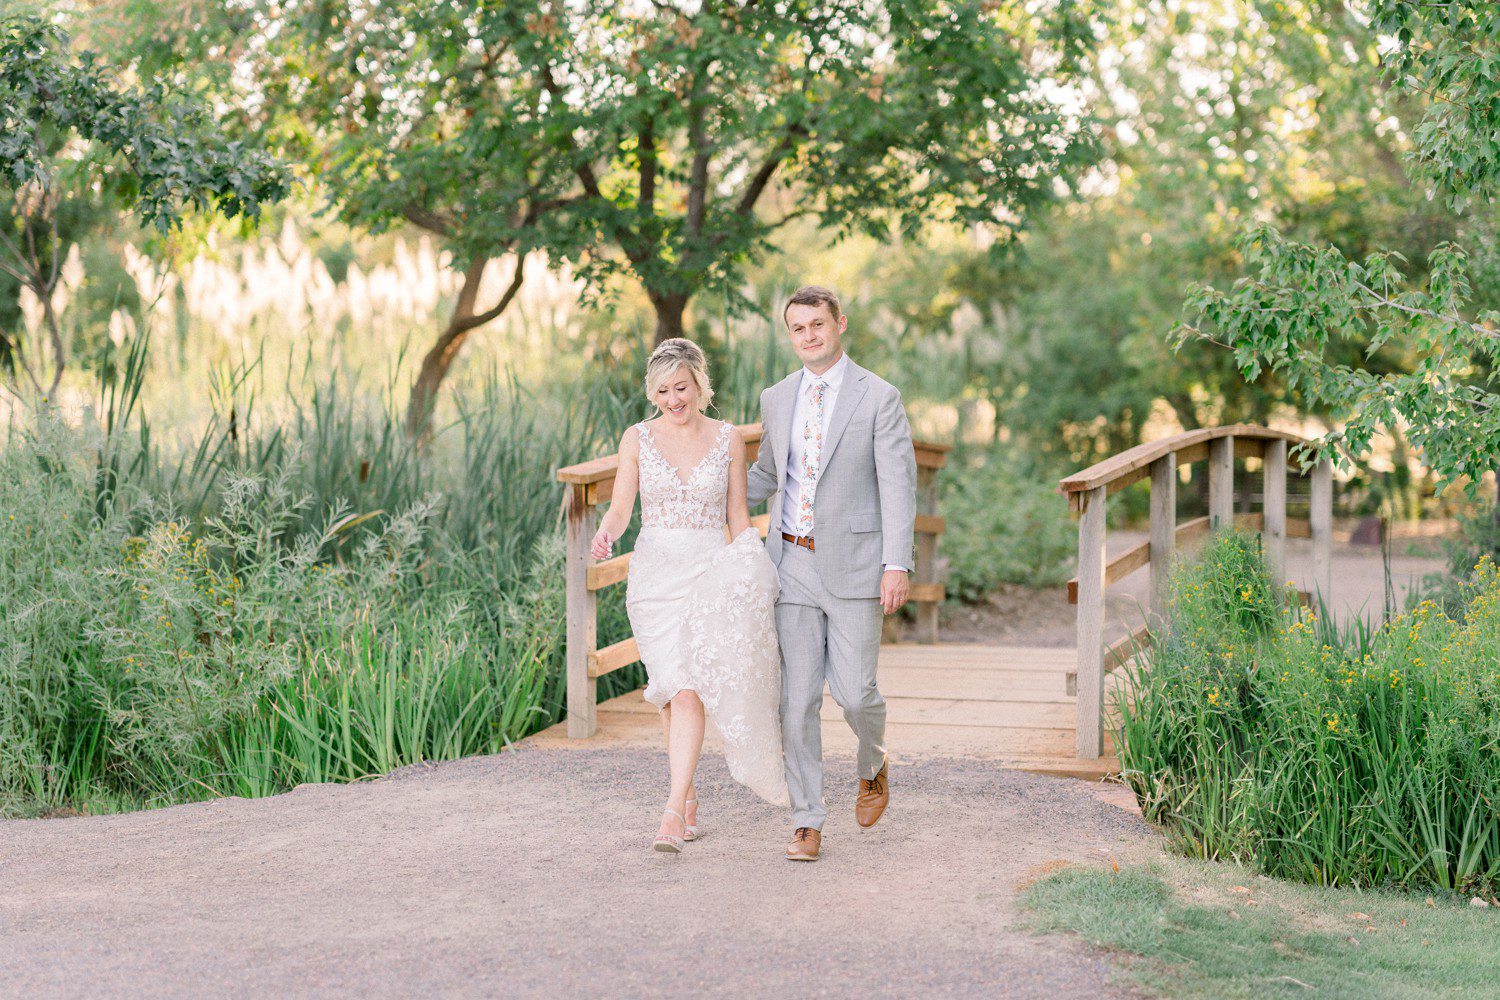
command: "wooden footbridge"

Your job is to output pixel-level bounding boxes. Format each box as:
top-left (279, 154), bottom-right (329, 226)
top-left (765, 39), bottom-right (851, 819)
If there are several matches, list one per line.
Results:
top-left (532, 424), bottom-right (1334, 782)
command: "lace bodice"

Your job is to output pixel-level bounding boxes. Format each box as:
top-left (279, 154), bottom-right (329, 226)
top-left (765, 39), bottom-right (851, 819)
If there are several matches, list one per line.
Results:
top-left (636, 420), bottom-right (732, 530)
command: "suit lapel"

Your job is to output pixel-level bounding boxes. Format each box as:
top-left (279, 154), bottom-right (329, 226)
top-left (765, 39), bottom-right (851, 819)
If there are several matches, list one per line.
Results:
top-left (819, 361), bottom-right (869, 466)
top-left (773, 372), bottom-right (800, 481)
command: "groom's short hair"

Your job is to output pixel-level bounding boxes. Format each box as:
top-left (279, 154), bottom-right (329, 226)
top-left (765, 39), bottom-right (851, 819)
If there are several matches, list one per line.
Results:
top-left (783, 285), bottom-right (842, 325)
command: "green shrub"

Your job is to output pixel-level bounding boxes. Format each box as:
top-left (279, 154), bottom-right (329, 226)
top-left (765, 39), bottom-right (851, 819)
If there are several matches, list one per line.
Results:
top-left (940, 447), bottom-right (1075, 600)
top-left (1119, 527), bottom-right (1500, 894)
top-left (0, 415), bottom-right (579, 814)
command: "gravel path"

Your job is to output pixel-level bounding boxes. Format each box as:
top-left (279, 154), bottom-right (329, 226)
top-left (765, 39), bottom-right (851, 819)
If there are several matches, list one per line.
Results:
top-left (2, 747), bottom-right (1153, 998)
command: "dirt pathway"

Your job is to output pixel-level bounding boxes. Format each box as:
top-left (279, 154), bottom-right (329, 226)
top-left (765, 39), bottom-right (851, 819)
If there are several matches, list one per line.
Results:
top-left (2, 747), bottom-right (1153, 998)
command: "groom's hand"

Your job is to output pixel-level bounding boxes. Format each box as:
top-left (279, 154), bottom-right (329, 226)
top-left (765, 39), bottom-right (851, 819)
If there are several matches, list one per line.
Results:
top-left (880, 569), bottom-right (909, 615)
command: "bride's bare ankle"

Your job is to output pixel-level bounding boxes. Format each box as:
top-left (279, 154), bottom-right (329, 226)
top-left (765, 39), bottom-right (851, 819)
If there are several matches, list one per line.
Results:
top-left (657, 808), bottom-right (685, 836)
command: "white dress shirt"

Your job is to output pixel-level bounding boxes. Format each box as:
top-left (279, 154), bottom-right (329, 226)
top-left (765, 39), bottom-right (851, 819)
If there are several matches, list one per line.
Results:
top-left (780, 352), bottom-right (906, 574)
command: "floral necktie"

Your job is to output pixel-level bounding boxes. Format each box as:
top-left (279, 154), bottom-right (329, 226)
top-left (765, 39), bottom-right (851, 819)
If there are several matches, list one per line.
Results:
top-left (794, 378), bottom-right (829, 535)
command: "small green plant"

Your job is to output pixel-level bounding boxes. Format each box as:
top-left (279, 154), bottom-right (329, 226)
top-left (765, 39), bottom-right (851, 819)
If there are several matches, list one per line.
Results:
top-left (1409, 501), bottom-right (1500, 619)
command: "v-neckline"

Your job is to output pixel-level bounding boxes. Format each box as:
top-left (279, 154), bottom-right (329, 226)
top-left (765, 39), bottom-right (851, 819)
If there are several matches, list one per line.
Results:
top-left (641, 421), bottom-right (728, 487)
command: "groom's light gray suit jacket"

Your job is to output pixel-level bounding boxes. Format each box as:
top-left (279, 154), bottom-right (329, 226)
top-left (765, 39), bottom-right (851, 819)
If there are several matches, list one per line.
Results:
top-left (746, 359), bottom-right (917, 600)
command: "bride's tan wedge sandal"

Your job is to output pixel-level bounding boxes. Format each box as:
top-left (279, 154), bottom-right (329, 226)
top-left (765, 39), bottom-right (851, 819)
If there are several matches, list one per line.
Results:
top-left (683, 797), bottom-right (702, 842)
top-left (654, 808), bottom-right (687, 854)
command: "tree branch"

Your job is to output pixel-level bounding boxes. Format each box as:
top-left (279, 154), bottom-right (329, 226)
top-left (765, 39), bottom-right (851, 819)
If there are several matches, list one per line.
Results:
top-left (452, 253), bottom-right (528, 334)
top-left (735, 122), bottom-right (807, 216)
top-left (685, 79), bottom-right (710, 238)
top-left (402, 204), bottom-right (456, 238)
top-left (1351, 279), bottom-right (1497, 337)
top-left (538, 63), bottom-right (603, 200)
top-left (765, 204), bottom-right (819, 230)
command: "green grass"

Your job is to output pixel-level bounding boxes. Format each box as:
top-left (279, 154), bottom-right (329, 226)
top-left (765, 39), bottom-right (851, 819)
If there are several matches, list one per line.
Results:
top-left (1023, 857), bottom-right (1500, 999)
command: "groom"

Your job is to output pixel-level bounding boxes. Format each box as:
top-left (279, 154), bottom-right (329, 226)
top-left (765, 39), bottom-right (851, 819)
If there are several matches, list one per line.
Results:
top-left (746, 285), bottom-right (917, 862)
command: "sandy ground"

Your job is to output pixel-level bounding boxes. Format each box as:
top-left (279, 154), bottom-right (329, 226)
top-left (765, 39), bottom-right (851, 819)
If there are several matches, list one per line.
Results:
top-left (1, 748), bottom-right (1153, 999)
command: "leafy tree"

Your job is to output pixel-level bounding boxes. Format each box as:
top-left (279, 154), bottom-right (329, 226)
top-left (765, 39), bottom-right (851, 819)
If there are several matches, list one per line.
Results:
top-left (850, 0), bottom-right (1458, 476)
top-left (1173, 0), bottom-right (1500, 501)
top-left (0, 13), bottom-right (287, 396)
top-left (1041, 0), bottom-right (1451, 439)
top-left (126, 0), bottom-right (1105, 436)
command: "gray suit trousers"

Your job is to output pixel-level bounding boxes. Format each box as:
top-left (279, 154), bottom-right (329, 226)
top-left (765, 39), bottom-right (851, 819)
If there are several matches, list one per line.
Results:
top-left (775, 543), bottom-right (887, 831)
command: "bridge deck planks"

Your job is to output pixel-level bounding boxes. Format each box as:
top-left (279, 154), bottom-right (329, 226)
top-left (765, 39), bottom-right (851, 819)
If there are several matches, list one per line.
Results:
top-left (526, 642), bottom-right (1126, 783)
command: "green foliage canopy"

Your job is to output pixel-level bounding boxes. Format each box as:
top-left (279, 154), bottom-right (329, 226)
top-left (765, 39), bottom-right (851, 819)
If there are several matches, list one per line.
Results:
top-left (1173, 1), bottom-right (1500, 497)
top-left (161, 0), bottom-right (1106, 342)
top-left (0, 13), bottom-right (286, 233)
top-left (0, 13), bottom-right (288, 394)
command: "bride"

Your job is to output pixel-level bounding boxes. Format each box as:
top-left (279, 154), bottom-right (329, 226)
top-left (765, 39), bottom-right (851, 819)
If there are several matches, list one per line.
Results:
top-left (589, 338), bottom-right (789, 853)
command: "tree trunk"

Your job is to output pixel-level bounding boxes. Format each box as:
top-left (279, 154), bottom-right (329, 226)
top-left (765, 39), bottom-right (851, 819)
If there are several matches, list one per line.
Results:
top-left (649, 291), bottom-right (689, 345)
top-left (405, 254), bottom-right (526, 441)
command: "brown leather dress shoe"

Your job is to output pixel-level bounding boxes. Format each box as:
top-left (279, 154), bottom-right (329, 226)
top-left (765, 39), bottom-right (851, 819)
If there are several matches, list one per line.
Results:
top-left (856, 758), bottom-right (889, 828)
top-left (785, 826), bottom-right (821, 861)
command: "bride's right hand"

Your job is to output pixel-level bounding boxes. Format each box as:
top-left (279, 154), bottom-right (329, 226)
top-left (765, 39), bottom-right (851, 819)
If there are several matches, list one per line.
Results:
top-left (590, 525), bottom-right (615, 561)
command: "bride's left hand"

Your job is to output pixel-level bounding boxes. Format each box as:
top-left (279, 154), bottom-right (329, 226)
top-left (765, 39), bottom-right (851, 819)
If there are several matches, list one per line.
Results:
top-left (590, 525), bottom-right (616, 560)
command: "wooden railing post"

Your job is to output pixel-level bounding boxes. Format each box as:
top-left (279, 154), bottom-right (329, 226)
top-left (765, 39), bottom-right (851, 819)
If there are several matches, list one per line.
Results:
top-left (1310, 457), bottom-right (1333, 607)
top-left (1263, 439), bottom-right (1287, 589)
top-left (563, 484), bottom-right (597, 738)
top-left (1075, 485), bottom-right (1107, 759)
top-left (1209, 434), bottom-right (1234, 529)
top-left (1148, 453), bottom-right (1176, 625)
top-left (1061, 425), bottom-right (1326, 761)
top-left (914, 464), bottom-right (940, 644)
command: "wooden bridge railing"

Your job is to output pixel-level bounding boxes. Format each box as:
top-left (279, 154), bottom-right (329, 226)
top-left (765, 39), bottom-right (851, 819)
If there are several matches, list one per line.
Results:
top-left (1058, 425), bottom-right (1334, 759)
top-left (557, 424), bottom-right (951, 738)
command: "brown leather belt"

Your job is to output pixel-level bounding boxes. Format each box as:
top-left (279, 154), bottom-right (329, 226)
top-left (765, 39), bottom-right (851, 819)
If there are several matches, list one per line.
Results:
top-left (781, 531), bottom-right (815, 552)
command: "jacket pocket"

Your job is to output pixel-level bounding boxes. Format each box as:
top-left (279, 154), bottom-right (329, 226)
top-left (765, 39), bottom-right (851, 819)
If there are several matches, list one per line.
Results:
top-left (849, 512), bottom-right (881, 533)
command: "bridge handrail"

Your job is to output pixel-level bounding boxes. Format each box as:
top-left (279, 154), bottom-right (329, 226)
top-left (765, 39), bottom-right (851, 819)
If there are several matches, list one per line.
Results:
top-left (1058, 424), bottom-right (1306, 508)
top-left (555, 421), bottom-right (951, 738)
top-left (1058, 424), bottom-right (1334, 761)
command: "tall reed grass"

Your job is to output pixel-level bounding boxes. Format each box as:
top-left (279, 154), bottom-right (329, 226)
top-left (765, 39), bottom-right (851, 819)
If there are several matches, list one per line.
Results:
top-left (1118, 528), bottom-right (1500, 894)
top-left (0, 393), bottom-right (584, 814)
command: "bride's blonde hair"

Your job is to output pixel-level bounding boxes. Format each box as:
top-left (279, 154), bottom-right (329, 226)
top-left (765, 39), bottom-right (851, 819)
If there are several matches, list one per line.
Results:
top-left (644, 337), bottom-right (714, 412)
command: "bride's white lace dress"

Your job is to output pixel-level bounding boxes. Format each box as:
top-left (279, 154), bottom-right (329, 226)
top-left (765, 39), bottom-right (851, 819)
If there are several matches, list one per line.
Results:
top-left (626, 419), bottom-right (790, 807)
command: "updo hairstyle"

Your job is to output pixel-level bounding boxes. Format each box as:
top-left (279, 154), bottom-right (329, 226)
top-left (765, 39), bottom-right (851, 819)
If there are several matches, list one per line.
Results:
top-left (644, 337), bottom-right (714, 412)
